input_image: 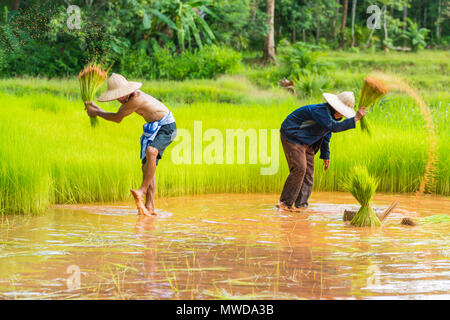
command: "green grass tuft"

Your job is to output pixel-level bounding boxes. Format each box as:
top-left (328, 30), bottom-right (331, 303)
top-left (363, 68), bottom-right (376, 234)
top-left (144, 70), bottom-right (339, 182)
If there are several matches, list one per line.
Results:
top-left (344, 166), bottom-right (381, 227)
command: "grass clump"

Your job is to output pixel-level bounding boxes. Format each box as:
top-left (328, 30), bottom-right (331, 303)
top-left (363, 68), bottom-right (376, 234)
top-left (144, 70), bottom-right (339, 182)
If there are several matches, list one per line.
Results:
top-left (78, 63), bottom-right (108, 127)
top-left (419, 214), bottom-right (450, 225)
top-left (344, 166), bottom-right (381, 227)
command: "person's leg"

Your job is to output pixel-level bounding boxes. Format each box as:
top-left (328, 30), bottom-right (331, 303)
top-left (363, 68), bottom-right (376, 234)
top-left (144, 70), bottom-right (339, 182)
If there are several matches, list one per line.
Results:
top-left (131, 146), bottom-right (159, 216)
top-left (279, 135), bottom-right (307, 208)
top-left (295, 146), bottom-right (315, 208)
top-left (145, 176), bottom-right (156, 214)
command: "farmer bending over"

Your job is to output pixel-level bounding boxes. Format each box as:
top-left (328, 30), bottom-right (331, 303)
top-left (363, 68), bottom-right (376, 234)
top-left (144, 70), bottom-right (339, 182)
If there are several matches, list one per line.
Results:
top-left (85, 73), bottom-right (177, 216)
top-left (278, 91), bottom-right (366, 211)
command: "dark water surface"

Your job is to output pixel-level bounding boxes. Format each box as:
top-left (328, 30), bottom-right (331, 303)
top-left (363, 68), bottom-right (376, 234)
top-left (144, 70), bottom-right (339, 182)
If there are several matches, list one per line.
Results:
top-left (0, 193), bottom-right (449, 299)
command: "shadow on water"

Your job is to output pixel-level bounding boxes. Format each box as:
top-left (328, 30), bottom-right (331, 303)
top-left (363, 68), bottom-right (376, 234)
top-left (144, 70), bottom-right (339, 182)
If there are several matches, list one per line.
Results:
top-left (0, 192), bottom-right (449, 299)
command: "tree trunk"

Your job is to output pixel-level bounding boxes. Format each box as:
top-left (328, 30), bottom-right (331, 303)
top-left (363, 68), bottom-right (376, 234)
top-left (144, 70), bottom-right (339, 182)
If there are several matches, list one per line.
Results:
top-left (351, 0), bottom-right (357, 47)
top-left (423, 6), bottom-right (427, 29)
top-left (436, 0), bottom-right (441, 39)
top-left (333, 0), bottom-right (340, 40)
top-left (418, 6), bottom-right (421, 28)
top-left (340, 0), bottom-right (349, 48)
top-left (383, 6), bottom-right (389, 50)
top-left (13, 0), bottom-right (20, 10)
top-left (292, 28), bottom-right (296, 43)
top-left (302, 29), bottom-right (306, 42)
top-left (403, 2), bottom-right (408, 48)
top-left (366, 23), bottom-right (375, 48)
top-left (263, 0), bottom-right (276, 63)
top-left (316, 25), bottom-right (320, 42)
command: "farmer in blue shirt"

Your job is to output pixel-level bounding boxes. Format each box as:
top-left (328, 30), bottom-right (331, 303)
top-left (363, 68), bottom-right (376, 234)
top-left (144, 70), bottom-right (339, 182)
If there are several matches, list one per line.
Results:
top-left (278, 91), bottom-right (367, 211)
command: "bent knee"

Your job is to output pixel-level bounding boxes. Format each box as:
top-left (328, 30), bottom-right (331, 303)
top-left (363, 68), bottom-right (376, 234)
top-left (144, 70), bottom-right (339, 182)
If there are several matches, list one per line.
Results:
top-left (146, 146), bottom-right (159, 159)
top-left (289, 165), bottom-right (306, 175)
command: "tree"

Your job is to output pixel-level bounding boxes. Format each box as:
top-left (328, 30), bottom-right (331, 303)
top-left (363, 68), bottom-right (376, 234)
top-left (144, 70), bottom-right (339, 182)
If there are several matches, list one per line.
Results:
top-left (351, 0), bottom-right (357, 47)
top-left (263, 0), bottom-right (276, 63)
top-left (403, 0), bottom-right (408, 47)
top-left (399, 18), bottom-right (429, 51)
top-left (436, 0), bottom-right (441, 39)
top-left (333, 0), bottom-right (340, 41)
top-left (340, 0), bottom-right (348, 48)
top-left (13, 0), bottom-right (20, 10)
top-left (145, 0), bottom-right (217, 52)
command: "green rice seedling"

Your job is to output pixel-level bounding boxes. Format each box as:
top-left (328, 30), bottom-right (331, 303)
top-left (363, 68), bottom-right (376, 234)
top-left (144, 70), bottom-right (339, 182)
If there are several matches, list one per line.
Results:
top-left (419, 214), bottom-right (450, 225)
top-left (344, 166), bottom-right (381, 227)
top-left (78, 63), bottom-right (108, 127)
top-left (0, 63), bottom-right (449, 214)
top-left (357, 76), bottom-right (391, 134)
top-left (401, 214), bottom-right (450, 226)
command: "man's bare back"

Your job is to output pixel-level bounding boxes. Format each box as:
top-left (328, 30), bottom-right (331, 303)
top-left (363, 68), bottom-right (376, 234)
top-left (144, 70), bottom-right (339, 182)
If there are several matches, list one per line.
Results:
top-left (85, 90), bottom-right (169, 124)
top-left (126, 91), bottom-right (169, 123)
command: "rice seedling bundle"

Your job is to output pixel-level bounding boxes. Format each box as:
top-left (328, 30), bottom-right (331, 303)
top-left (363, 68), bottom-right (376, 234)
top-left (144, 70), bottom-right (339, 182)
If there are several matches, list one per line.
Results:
top-left (401, 214), bottom-right (450, 226)
top-left (344, 166), bottom-right (381, 227)
top-left (419, 214), bottom-right (450, 225)
top-left (357, 76), bottom-right (390, 134)
top-left (78, 63), bottom-right (108, 127)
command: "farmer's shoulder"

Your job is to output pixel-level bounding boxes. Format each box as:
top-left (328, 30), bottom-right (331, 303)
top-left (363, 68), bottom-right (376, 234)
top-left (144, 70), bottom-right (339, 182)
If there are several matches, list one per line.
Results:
top-left (308, 103), bottom-right (331, 115)
top-left (309, 103), bottom-right (329, 110)
top-left (293, 103), bottom-right (328, 115)
top-left (128, 90), bottom-right (149, 106)
top-left (136, 91), bottom-right (169, 111)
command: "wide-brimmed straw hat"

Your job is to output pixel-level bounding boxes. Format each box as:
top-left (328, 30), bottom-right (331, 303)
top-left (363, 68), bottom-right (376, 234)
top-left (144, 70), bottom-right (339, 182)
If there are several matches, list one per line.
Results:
top-left (322, 91), bottom-right (356, 118)
top-left (98, 73), bottom-right (142, 102)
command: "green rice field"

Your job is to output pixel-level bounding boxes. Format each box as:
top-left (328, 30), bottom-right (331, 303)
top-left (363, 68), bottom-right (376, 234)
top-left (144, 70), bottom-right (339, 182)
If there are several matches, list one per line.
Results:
top-left (0, 51), bottom-right (449, 214)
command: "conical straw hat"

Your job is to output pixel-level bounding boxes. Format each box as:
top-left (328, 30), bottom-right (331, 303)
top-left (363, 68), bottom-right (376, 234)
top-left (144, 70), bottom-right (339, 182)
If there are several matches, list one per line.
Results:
top-left (98, 73), bottom-right (142, 102)
top-left (322, 91), bottom-right (356, 118)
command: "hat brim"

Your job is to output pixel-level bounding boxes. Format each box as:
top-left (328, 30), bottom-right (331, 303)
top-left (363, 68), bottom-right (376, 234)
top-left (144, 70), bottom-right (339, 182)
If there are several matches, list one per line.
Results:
top-left (97, 81), bottom-right (142, 102)
top-left (323, 93), bottom-right (356, 118)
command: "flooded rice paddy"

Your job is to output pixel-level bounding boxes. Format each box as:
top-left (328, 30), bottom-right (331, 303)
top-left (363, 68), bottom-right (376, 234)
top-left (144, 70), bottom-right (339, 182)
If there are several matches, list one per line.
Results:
top-left (0, 193), bottom-right (449, 300)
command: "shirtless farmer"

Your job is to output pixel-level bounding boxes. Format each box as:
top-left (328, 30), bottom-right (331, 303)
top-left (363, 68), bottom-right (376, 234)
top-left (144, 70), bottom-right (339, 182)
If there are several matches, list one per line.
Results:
top-left (85, 73), bottom-right (177, 216)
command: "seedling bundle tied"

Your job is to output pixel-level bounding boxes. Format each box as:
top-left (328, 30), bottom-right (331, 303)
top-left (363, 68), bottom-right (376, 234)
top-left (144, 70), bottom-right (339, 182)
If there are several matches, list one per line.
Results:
top-left (344, 166), bottom-right (382, 227)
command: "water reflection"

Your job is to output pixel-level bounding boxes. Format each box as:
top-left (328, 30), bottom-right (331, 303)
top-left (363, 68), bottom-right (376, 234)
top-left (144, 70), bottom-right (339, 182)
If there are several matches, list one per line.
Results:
top-left (0, 192), bottom-right (449, 299)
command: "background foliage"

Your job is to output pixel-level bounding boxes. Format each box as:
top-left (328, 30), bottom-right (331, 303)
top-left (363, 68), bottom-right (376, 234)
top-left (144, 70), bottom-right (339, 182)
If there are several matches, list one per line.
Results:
top-left (0, 0), bottom-right (448, 78)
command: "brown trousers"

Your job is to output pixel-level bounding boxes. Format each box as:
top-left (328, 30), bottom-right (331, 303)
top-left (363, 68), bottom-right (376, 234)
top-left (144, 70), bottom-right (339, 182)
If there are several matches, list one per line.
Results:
top-left (280, 134), bottom-right (315, 208)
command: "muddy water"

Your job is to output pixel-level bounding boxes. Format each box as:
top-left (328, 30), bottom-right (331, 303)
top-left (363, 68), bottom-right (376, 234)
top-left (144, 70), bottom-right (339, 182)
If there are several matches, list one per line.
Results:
top-left (0, 193), bottom-right (449, 300)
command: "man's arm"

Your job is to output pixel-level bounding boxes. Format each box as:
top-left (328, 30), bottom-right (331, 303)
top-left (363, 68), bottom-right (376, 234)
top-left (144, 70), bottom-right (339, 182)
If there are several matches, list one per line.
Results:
top-left (320, 132), bottom-right (331, 171)
top-left (311, 106), bottom-right (367, 133)
top-left (311, 107), bottom-right (356, 133)
top-left (85, 101), bottom-right (136, 123)
top-left (320, 132), bottom-right (331, 160)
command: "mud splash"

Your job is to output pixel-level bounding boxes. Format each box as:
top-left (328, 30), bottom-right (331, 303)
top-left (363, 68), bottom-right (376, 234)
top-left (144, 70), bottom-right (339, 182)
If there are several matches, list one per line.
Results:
top-left (0, 193), bottom-right (448, 300)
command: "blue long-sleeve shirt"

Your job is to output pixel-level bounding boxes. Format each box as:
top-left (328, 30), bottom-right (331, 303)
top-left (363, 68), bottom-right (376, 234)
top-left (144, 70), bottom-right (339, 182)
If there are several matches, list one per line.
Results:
top-left (280, 103), bottom-right (356, 160)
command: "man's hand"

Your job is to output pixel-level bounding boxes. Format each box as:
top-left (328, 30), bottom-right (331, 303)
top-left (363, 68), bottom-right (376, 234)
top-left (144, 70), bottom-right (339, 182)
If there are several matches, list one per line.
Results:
top-left (323, 159), bottom-right (330, 171)
top-left (355, 107), bottom-right (367, 122)
top-left (85, 101), bottom-right (101, 117)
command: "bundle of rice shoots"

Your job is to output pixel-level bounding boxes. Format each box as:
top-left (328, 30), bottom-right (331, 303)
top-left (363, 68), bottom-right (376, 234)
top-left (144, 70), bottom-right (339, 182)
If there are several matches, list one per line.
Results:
top-left (78, 63), bottom-right (108, 127)
top-left (401, 214), bottom-right (450, 226)
top-left (344, 166), bottom-right (381, 227)
top-left (418, 214), bottom-right (450, 225)
top-left (357, 76), bottom-right (390, 134)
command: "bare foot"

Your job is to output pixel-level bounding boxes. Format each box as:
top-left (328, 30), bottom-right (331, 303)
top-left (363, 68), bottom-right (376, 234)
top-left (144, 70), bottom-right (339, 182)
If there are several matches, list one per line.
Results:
top-left (130, 189), bottom-right (149, 216)
top-left (277, 201), bottom-right (292, 212)
top-left (145, 207), bottom-right (157, 216)
top-left (291, 206), bottom-right (307, 212)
